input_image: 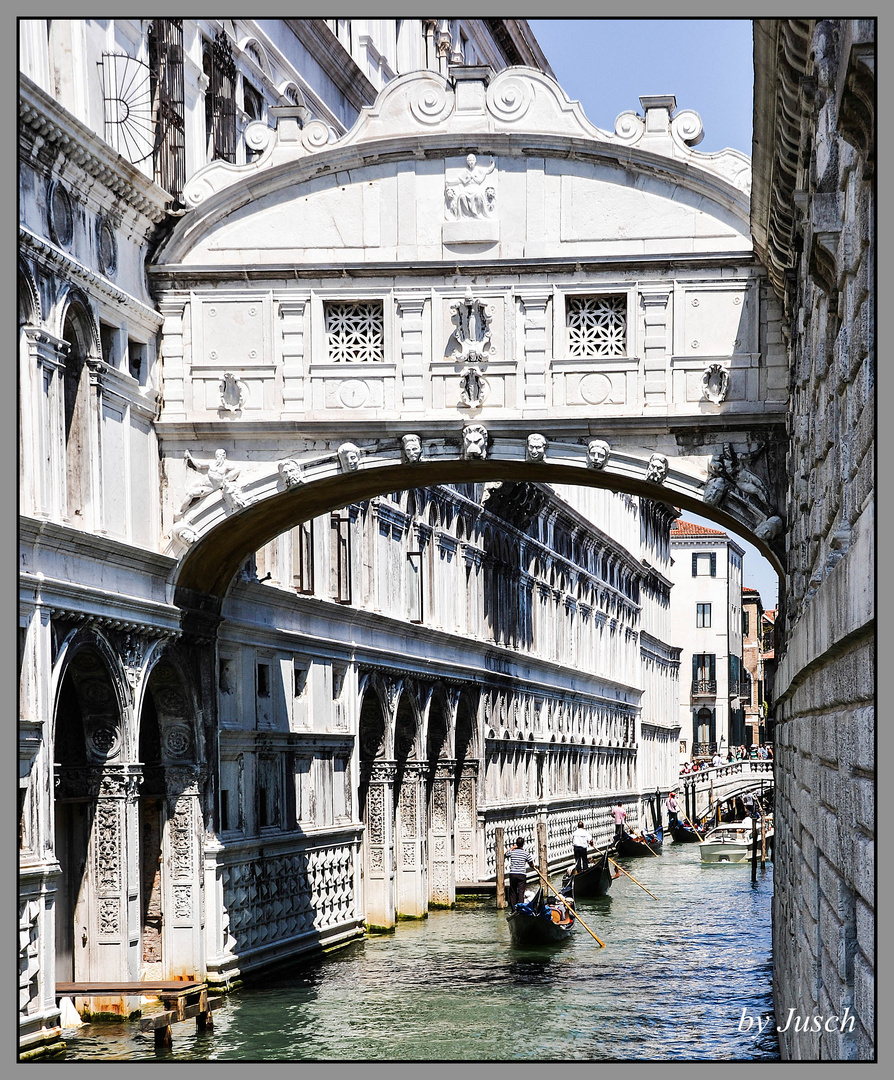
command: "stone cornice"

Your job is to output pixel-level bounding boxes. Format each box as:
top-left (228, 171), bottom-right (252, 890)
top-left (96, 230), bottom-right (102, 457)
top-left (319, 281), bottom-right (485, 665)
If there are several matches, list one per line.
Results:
top-left (19, 227), bottom-right (164, 333)
top-left (750, 19), bottom-right (815, 299)
top-left (19, 75), bottom-right (171, 225)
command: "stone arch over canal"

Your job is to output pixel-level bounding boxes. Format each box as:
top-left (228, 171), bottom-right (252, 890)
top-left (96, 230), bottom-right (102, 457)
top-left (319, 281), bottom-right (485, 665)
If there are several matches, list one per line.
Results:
top-left (146, 63), bottom-right (790, 937)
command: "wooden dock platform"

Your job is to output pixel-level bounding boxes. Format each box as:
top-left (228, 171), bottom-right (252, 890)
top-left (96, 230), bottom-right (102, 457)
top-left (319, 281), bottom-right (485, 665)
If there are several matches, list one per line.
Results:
top-left (55, 981), bottom-right (224, 1047)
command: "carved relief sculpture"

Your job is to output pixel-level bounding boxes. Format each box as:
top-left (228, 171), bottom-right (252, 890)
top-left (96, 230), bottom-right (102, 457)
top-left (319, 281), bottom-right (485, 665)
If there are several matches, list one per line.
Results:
top-left (703, 442), bottom-right (778, 525)
top-left (446, 154), bottom-right (496, 219)
top-left (461, 424), bottom-right (488, 460)
top-left (586, 439), bottom-right (611, 469)
top-left (218, 371), bottom-right (248, 413)
top-left (337, 442), bottom-right (362, 472)
top-left (458, 365), bottom-right (490, 407)
top-left (278, 458), bottom-right (304, 487)
top-left (646, 453), bottom-right (669, 484)
top-left (400, 434), bottom-right (423, 464)
top-left (177, 448), bottom-right (248, 516)
top-left (526, 433), bottom-right (548, 462)
top-left (701, 362), bottom-right (730, 404)
top-left (451, 286), bottom-right (494, 365)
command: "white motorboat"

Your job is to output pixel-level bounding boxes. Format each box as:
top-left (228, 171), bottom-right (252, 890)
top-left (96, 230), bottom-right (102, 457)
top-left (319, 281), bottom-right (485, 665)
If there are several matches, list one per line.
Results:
top-left (698, 816), bottom-right (774, 864)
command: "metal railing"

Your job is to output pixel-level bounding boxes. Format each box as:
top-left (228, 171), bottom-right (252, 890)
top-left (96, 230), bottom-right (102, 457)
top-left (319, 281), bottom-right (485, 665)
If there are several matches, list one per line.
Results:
top-left (691, 680), bottom-right (717, 696)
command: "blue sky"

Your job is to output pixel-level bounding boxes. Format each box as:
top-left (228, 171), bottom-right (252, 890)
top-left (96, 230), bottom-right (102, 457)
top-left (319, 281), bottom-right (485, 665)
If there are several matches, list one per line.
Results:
top-left (529, 18), bottom-right (778, 607)
top-left (528, 19), bottom-right (754, 156)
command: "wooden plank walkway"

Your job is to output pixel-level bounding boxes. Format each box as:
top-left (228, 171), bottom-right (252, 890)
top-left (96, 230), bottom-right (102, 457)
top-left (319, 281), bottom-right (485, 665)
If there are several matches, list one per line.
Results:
top-left (55, 981), bottom-right (224, 1047)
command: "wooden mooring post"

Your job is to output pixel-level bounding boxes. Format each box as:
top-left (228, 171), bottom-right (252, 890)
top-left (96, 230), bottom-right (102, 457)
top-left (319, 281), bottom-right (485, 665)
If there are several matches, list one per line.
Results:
top-left (537, 821), bottom-right (548, 889)
top-left (495, 827), bottom-right (506, 908)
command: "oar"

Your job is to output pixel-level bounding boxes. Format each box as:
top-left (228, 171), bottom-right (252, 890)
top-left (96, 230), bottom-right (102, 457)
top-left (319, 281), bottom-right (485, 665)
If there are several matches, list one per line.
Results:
top-left (531, 865), bottom-right (605, 948)
top-left (625, 829), bottom-right (660, 857)
top-left (607, 857), bottom-right (660, 901)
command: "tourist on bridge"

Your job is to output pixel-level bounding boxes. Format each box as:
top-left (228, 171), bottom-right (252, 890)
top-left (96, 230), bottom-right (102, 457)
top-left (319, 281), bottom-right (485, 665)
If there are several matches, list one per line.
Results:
top-left (665, 791), bottom-right (681, 830)
top-left (611, 803), bottom-right (628, 844)
top-left (712, 751), bottom-right (723, 767)
top-left (505, 836), bottom-right (538, 911)
top-left (571, 821), bottom-right (592, 873)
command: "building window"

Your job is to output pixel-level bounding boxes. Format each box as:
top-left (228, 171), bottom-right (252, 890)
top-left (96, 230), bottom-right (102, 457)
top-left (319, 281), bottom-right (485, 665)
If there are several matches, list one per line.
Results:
top-left (148, 19), bottom-right (185, 199)
top-left (242, 79), bottom-right (264, 161)
top-left (292, 520), bottom-right (314, 594)
top-left (692, 653), bottom-right (716, 694)
top-left (566, 295), bottom-right (627, 357)
top-left (324, 301), bottom-right (385, 362)
top-left (330, 513), bottom-right (352, 603)
top-left (743, 610), bottom-right (750, 636)
top-left (696, 602), bottom-right (712, 627)
top-left (203, 31), bottom-right (237, 163)
top-left (692, 552), bottom-right (717, 576)
top-left (294, 661), bottom-right (309, 698)
top-left (257, 661), bottom-right (270, 698)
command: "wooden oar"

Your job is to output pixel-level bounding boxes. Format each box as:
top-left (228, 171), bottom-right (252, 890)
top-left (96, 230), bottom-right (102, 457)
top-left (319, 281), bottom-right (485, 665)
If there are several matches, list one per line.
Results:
top-left (625, 829), bottom-right (660, 857)
top-left (532, 865), bottom-right (605, 948)
top-left (607, 857), bottom-right (660, 901)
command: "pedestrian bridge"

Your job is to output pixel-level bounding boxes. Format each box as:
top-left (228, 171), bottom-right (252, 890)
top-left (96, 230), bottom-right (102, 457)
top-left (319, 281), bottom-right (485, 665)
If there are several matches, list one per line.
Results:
top-left (678, 760), bottom-right (775, 822)
top-left (146, 64), bottom-right (789, 606)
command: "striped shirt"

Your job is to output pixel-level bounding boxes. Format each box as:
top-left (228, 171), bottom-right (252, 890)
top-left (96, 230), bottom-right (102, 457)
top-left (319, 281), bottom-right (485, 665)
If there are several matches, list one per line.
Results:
top-left (507, 846), bottom-right (534, 875)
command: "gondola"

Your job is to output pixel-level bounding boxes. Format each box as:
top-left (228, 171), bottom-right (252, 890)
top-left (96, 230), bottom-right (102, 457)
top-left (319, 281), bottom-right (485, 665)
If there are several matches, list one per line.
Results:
top-left (614, 824), bottom-right (663, 858)
top-left (669, 820), bottom-right (705, 844)
top-left (506, 880), bottom-right (576, 945)
top-left (562, 848), bottom-right (614, 897)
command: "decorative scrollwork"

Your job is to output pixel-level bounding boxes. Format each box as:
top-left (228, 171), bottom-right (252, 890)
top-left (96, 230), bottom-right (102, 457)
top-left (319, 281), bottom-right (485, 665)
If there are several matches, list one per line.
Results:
top-left (409, 81), bottom-right (453, 126)
top-left (486, 75), bottom-right (534, 123)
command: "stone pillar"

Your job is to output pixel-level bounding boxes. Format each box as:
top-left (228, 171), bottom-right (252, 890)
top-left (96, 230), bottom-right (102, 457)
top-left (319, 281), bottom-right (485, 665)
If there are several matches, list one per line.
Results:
top-left (395, 294), bottom-right (427, 411)
top-left (156, 297), bottom-right (189, 420)
top-left (277, 297), bottom-right (308, 418)
top-left (427, 768), bottom-right (454, 907)
top-left (517, 289), bottom-right (551, 412)
top-left (454, 766), bottom-right (478, 883)
top-left (22, 328), bottom-right (67, 520)
top-left (640, 287), bottom-right (671, 408)
top-left (395, 765), bottom-right (427, 917)
top-left (163, 766), bottom-right (206, 979)
top-left (364, 765), bottom-right (395, 931)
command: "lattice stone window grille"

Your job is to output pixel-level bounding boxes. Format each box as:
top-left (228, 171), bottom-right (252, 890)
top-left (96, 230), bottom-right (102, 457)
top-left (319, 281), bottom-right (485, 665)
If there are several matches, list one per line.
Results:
top-left (324, 301), bottom-right (385, 362)
top-left (566, 295), bottom-right (627, 357)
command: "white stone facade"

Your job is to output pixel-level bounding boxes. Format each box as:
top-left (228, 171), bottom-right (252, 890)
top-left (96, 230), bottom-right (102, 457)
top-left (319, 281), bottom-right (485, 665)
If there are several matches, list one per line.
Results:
top-left (669, 520), bottom-right (746, 761)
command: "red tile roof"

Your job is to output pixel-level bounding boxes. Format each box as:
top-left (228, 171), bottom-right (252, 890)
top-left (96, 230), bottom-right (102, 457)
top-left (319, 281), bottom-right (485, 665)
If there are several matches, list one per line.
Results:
top-left (670, 519), bottom-right (729, 538)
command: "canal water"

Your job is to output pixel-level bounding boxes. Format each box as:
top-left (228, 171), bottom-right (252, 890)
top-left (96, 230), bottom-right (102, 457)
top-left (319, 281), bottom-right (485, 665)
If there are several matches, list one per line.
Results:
top-left (56, 841), bottom-right (779, 1062)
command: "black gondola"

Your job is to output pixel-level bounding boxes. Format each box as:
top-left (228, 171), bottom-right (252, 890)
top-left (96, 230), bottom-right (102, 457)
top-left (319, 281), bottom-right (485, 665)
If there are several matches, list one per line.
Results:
top-left (562, 848), bottom-right (614, 897)
top-left (614, 824), bottom-right (663, 858)
top-left (669, 821), bottom-right (705, 843)
top-left (506, 880), bottom-right (576, 945)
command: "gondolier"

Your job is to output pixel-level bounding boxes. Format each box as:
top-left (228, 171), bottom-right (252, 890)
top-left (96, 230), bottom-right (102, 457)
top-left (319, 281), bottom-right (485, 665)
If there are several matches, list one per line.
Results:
top-left (665, 792), bottom-right (681, 830)
top-left (505, 836), bottom-right (537, 911)
top-left (571, 821), bottom-right (592, 873)
top-left (611, 803), bottom-right (628, 844)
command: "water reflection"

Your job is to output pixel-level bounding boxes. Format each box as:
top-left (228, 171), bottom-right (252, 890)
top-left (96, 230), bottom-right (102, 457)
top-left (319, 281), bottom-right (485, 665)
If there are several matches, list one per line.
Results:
top-left (57, 843), bottom-right (778, 1062)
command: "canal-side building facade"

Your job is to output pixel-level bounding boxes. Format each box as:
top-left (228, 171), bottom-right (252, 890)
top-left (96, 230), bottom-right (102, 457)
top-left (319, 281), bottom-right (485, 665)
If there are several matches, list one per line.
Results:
top-left (669, 519), bottom-right (746, 761)
top-left (18, 16), bottom-right (688, 1056)
top-left (741, 585), bottom-right (767, 747)
top-left (752, 18), bottom-right (875, 1059)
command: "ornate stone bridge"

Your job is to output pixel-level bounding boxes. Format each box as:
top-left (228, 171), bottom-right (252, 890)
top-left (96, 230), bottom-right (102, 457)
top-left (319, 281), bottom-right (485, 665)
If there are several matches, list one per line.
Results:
top-left (679, 759), bottom-right (775, 821)
top-left (148, 65), bottom-right (789, 607)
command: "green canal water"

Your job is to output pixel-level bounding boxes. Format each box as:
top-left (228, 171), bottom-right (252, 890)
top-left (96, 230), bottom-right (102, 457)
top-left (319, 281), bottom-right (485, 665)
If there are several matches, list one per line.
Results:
top-left (55, 841), bottom-right (779, 1062)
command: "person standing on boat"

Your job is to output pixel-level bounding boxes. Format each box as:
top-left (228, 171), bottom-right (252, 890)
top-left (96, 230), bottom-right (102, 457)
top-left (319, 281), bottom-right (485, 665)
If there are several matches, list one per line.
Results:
top-left (611, 803), bottom-right (628, 844)
top-left (506, 836), bottom-right (537, 911)
top-left (665, 792), bottom-right (681, 830)
top-left (571, 821), bottom-right (592, 873)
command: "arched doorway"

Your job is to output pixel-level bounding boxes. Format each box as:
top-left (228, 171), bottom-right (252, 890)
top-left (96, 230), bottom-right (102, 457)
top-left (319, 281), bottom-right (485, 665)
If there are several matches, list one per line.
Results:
top-left (357, 683), bottom-right (391, 930)
top-left (393, 691), bottom-right (424, 917)
top-left (138, 657), bottom-right (206, 980)
top-left (52, 639), bottom-right (132, 987)
top-left (425, 690), bottom-right (451, 908)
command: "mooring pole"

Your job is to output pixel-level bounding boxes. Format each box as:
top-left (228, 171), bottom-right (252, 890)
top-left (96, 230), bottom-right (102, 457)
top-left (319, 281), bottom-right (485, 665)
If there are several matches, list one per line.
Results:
top-left (751, 816), bottom-right (758, 882)
top-left (495, 827), bottom-right (506, 908)
top-left (537, 821), bottom-right (549, 892)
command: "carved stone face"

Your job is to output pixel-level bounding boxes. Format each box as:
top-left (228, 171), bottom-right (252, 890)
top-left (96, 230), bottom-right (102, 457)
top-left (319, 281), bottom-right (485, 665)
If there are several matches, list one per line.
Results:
top-left (462, 425), bottom-right (488, 460)
top-left (754, 515), bottom-right (783, 541)
top-left (466, 153), bottom-right (476, 170)
top-left (587, 440), bottom-right (610, 469)
top-left (526, 433), bottom-right (547, 462)
top-left (646, 453), bottom-right (669, 483)
top-left (278, 459), bottom-right (303, 487)
top-left (703, 476), bottom-right (729, 506)
top-left (338, 443), bottom-right (361, 471)
top-left (401, 434), bottom-right (422, 463)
